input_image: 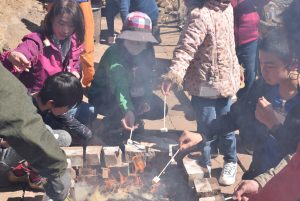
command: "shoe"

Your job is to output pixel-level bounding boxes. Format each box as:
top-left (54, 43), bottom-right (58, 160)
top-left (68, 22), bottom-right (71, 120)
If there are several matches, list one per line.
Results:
top-left (219, 162), bottom-right (237, 186)
top-left (7, 162), bottom-right (30, 183)
top-left (28, 170), bottom-right (46, 190)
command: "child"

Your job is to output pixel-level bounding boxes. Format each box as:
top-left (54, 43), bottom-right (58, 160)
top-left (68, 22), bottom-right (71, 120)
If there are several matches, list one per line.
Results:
top-left (5, 72), bottom-right (92, 190)
top-left (0, 64), bottom-right (70, 200)
top-left (0, 0), bottom-right (84, 93)
top-left (89, 12), bottom-right (163, 133)
top-left (162, 0), bottom-right (241, 185)
top-left (179, 28), bottom-right (300, 182)
top-left (32, 72), bottom-right (93, 145)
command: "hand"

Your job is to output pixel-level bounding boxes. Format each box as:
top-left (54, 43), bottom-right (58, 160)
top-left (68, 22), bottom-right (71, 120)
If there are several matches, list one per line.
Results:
top-left (8, 51), bottom-right (31, 72)
top-left (255, 96), bottom-right (281, 129)
top-left (161, 80), bottom-right (172, 96)
top-left (233, 180), bottom-right (260, 201)
top-left (121, 111), bottom-right (135, 131)
top-left (137, 102), bottom-right (151, 115)
top-left (179, 130), bottom-right (203, 150)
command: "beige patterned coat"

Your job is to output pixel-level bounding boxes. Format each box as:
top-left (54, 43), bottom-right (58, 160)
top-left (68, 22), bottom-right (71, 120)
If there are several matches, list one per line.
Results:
top-left (164, 0), bottom-right (241, 98)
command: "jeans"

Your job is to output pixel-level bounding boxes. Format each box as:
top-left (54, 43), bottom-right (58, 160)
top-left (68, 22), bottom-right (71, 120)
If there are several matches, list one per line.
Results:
top-left (106, 0), bottom-right (159, 37)
top-left (236, 39), bottom-right (259, 98)
top-left (191, 96), bottom-right (237, 166)
top-left (67, 102), bottom-right (96, 126)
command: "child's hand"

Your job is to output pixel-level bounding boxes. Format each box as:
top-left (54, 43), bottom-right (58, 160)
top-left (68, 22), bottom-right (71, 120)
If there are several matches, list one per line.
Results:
top-left (233, 180), bottom-right (260, 201)
top-left (161, 80), bottom-right (172, 96)
top-left (179, 130), bottom-right (203, 150)
top-left (255, 96), bottom-right (281, 129)
top-left (8, 51), bottom-right (31, 72)
top-left (121, 111), bottom-right (135, 131)
top-left (137, 102), bottom-right (151, 115)
top-left (71, 71), bottom-right (80, 79)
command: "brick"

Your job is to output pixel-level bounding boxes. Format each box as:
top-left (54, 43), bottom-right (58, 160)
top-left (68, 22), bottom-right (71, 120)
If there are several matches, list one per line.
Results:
top-left (194, 177), bottom-right (221, 198)
top-left (199, 194), bottom-right (225, 201)
top-left (124, 144), bottom-right (147, 162)
top-left (62, 147), bottom-right (83, 167)
top-left (62, 146), bottom-right (102, 167)
top-left (101, 146), bottom-right (122, 167)
top-left (182, 152), bottom-right (206, 186)
top-left (107, 163), bottom-right (130, 179)
top-left (85, 146), bottom-right (102, 166)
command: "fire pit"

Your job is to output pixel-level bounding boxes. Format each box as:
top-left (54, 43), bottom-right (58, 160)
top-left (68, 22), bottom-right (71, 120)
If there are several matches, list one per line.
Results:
top-left (64, 143), bottom-right (196, 201)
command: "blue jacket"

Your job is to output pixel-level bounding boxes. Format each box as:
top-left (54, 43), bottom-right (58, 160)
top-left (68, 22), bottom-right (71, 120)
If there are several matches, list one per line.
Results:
top-left (208, 78), bottom-right (300, 177)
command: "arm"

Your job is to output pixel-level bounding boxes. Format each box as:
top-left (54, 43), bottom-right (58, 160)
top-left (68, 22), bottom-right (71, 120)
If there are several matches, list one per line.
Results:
top-left (119, 0), bottom-right (130, 22)
top-left (109, 63), bottom-right (134, 114)
top-left (163, 8), bottom-right (207, 87)
top-left (50, 113), bottom-right (93, 143)
top-left (0, 33), bottom-right (42, 74)
top-left (269, 106), bottom-right (300, 156)
top-left (0, 64), bottom-right (66, 178)
top-left (254, 154), bottom-right (293, 188)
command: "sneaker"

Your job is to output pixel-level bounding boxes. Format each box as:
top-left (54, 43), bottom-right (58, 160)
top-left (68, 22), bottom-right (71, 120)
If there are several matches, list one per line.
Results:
top-left (219, 162), bottom-right (237, 186)
top-left (7, 162), bottom-right (30, 183)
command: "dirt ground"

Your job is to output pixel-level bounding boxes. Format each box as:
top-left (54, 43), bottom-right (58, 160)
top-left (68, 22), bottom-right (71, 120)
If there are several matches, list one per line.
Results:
top-left (0, 0), bottom-right (46, 51)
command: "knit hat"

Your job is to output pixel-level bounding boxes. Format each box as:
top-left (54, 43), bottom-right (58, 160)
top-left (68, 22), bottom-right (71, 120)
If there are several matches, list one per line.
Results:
top-left (117, 11), bottom-right (158, 43)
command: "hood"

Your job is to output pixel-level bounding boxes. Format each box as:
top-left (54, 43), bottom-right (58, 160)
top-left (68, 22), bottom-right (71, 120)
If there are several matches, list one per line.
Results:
top-left (205, 0), bottom-right (231, 11)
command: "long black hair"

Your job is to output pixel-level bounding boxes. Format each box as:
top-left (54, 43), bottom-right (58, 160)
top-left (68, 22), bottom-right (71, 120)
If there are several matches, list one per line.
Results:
top-left (43, 0), bottom-right (85, 45)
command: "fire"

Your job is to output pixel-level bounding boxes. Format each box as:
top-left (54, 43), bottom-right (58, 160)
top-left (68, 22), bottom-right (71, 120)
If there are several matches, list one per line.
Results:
top-left (132, 154), bottom-right (145, 174)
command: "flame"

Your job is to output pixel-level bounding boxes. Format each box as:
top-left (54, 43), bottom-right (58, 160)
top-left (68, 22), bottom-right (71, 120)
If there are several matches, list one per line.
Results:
top-left (132, 154), bottom-right (145, 174)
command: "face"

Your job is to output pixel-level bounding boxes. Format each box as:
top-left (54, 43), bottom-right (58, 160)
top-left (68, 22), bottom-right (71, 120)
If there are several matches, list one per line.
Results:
top-left (259, 50), bottom-right (289, 85)
top-left (52, 13), bottom-right (75, 40)
top-left (123, 40), bottom-right (147, 55)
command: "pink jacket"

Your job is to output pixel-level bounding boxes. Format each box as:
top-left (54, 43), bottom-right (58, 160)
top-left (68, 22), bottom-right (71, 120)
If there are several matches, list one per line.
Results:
top-left (165, 0), bottom-right (241, 98)
top-left (0, 32), bottom-right (83, 92)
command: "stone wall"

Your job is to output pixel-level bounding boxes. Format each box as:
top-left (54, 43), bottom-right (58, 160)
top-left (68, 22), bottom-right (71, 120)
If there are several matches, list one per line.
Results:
top-left (157, 0), bottom-right (186, 25)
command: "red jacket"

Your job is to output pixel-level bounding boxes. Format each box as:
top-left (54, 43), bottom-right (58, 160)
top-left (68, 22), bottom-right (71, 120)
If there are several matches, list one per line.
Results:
top-left (251, 143), bottom-right (300, 201)
top-left (231, 0), bottom-right (270, 46)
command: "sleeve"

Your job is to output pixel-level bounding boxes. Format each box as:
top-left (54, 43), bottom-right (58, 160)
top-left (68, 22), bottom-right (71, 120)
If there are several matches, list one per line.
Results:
top-left (163, 9), bottom-right (207, 87)
top-left (119, 0), bottom-right (130, 22)
top-left (270, 104), bottom-right (300, 156)
top-left (50, 113), bottom-right (93, 142)
top-left (254, 154), bottom-right (293, 188)
top-left (109, 62), bottom-right (135, 114)
top-left (0, 33), bottom-right (42, 74)
top-left (0, 64), bottom-right (67, 178)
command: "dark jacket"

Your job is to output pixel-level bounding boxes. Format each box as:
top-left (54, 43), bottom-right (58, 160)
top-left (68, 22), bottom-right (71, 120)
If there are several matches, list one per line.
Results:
top-left (0, 64), bottom-right (66, 178)
top-left (208, 78), bottom-right (300, 175)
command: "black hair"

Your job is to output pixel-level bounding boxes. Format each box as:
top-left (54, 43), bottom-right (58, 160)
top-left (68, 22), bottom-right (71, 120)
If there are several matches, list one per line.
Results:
top-left (282, 0), bottom-right (300, 65)
top-left (43, 0), bottom-right (85, 45)
top-left (39, 72), bottom-right (83, 108)
top-left (259, 28), bottom-right (291, 65)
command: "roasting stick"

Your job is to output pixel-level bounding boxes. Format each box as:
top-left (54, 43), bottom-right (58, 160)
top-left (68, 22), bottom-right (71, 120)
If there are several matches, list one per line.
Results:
top-left (127, 127), bottom-right (134, 145)
top-left (152, 149), bottom-right (180, 183)
top-left (160, 95), bottom-right (168, 132)
top-left (224, 196), bottom-right (234, 201)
